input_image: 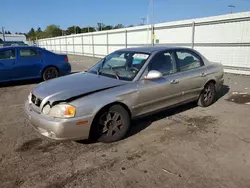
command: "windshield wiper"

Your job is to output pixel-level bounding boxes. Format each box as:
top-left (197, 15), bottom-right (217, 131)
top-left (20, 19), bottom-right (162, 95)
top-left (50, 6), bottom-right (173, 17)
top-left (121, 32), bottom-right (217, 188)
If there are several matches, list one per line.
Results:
top-left (107, 64), bottom-right (120, 80)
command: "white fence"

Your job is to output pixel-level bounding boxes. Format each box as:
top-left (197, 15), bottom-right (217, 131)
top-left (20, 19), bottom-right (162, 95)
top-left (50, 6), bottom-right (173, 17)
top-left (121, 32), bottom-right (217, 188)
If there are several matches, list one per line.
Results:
top-left (38, 11), bottom-right (250, 75)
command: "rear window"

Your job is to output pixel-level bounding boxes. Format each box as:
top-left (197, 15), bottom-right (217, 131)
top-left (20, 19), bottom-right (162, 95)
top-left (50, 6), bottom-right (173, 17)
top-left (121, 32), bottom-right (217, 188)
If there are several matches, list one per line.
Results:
top-left (20, 48), bottom-right (40, 57)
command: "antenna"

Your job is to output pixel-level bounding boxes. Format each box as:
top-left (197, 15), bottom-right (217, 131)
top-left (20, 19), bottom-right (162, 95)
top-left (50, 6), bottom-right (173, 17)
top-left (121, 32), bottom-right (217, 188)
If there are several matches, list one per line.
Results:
top-left (228, 4), bottom-right (235, 14)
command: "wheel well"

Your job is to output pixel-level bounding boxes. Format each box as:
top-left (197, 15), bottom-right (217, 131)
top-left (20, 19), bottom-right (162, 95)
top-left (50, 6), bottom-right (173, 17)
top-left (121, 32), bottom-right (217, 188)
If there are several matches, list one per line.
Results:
top-left (42, 65), bottom-right (60, 76)
top-left (204, 79), bottom-right (216, 87)
top-left (95, 102), bottom-right (132, 120)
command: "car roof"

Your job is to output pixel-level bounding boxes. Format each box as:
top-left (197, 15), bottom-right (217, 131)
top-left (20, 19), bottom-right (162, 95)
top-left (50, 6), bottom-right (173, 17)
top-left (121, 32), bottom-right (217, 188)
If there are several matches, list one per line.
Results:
top-left (117, 46), bottom-right (192, 53)
top-left (0, 46), bottom-right (41, 50)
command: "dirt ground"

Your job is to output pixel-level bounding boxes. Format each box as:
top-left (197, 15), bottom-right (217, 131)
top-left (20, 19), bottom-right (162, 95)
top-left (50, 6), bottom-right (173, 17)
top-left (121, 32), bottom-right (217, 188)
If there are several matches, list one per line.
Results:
top-left (0, 55), bottom-right (250, 188)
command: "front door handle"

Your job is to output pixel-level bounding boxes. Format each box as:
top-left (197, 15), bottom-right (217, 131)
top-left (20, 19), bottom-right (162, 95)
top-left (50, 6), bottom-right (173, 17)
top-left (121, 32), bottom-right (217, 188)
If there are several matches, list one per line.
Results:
top-left (170, 79), bottom-right (179, 84)
top-left (200, 72), bottom-right (206, 77)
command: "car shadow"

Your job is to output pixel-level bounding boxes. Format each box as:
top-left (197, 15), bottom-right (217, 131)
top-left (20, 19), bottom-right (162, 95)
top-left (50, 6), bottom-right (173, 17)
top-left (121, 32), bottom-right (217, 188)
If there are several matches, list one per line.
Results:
top-left (215, 85), bottom-right (230, 101)
top-left (125, 102), bottom-right (197, 139)
top-left (0, 79), bottom-right (41, 88)
top-left (126, 84), bottom-right (230, 139)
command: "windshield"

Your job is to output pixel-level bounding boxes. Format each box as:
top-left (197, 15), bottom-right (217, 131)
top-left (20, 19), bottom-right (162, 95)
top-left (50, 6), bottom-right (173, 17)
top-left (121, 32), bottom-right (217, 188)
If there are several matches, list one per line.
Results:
top-left (88, 51), bottom-right (150, 81)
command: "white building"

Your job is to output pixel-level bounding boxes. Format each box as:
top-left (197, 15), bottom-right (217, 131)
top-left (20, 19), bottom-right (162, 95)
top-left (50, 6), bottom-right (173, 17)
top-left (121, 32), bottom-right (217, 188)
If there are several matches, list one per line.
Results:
top-left (0, 34), bottom-right (27, 42)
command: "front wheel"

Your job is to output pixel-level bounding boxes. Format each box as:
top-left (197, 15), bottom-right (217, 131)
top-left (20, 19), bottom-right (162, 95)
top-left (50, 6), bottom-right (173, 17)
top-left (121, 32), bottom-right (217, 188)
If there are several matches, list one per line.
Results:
top-left (94, 105), bottom-right (131, 143)
top-left (198, 82), bottom-right (216, 107)
top-left (42, 67), bottom-right (59, 81)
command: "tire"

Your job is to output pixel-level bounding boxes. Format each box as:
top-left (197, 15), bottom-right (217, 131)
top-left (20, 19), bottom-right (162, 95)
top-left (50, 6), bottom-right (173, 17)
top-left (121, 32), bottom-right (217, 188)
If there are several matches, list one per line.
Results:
top-left (42, 67), bottom-right (59, 81)
top-left (92, 105), bottom-right (131, 143)
top-left (198, 82), bottom-right (216, 107)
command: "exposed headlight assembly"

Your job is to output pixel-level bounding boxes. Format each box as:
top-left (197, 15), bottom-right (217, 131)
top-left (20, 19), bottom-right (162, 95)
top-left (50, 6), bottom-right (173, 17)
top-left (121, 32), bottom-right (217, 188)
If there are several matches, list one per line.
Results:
top-left (42, 104), bottom-right (76, 118)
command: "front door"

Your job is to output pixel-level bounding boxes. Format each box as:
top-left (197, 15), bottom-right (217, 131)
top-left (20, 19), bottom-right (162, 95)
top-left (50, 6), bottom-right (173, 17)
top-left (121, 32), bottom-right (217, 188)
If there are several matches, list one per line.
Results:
top-left (134, 50), bottom-right (182, 116)
top-left (13, 48), bottom-right (42, 79)
top-left (175, 49), bottom-right (208, 103)
top-left (0, 49), bottom-right (17, 82)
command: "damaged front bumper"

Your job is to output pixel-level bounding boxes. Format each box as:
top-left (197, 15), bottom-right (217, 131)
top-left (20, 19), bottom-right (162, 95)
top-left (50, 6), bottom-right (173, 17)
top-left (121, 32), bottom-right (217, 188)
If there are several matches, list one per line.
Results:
top-left (24, 101), bottom-right (94, 141)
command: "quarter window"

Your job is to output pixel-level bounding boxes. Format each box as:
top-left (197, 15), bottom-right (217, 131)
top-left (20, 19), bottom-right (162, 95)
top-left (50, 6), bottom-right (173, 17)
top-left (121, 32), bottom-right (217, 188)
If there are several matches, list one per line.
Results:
top-left (0, 49), bottom-right (16, 60)
top-left (20, 49), bottom-right (39, 57)
top-left (148, 51), bottom-right (177, 75)
top-left (176, 51), bottom-right (202, 72)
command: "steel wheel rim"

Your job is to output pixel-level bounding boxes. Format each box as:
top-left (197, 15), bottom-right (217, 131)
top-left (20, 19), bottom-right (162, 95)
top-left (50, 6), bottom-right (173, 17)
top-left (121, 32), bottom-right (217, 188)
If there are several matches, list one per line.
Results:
top-left (99, 111), bottom-right (124, 137)
top-left (44, 68), bottom-right (58, 80)
top-left (204, 85), bottom-right (214, 104)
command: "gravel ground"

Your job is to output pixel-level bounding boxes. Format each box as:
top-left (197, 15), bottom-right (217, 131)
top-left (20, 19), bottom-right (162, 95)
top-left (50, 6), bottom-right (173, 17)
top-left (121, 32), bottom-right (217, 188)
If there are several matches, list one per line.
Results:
top-left (0, 54), bottom-right (250, 188)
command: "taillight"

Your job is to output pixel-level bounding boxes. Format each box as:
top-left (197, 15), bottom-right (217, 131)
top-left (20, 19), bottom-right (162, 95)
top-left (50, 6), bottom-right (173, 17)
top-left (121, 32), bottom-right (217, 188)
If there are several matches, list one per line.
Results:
top-left (64, 57), bottom-right (69, 62)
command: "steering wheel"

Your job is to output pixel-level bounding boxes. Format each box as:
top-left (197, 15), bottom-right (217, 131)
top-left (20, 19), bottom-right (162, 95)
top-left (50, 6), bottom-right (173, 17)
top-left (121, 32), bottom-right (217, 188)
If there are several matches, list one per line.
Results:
top-left (130, 67), bottom-right (139, 72)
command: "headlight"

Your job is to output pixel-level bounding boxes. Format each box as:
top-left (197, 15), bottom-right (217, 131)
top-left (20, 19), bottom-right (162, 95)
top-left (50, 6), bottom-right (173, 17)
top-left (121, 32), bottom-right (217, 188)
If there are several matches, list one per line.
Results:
top-left (42, 104), bottom-right (76, 118)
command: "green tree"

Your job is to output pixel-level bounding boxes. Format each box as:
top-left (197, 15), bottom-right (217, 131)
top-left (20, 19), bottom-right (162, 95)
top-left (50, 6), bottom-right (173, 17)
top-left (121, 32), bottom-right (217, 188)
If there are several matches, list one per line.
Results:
top-left (103, 25), bottom-right (113, 30)
top-left (81, 27), bottom-right (95, 33)
top-left (36, 27), bottom-right (44, 39)
top-left (97, 23), bottom-right (105, 31)
top-left (27, 28), bottom-right (36, 40)
top-left (44, 25), bottom-right (62, 38)
top-left (66, 26), bottom-right (81, 35)
top-left (114, 24), bottom-right (124, 29)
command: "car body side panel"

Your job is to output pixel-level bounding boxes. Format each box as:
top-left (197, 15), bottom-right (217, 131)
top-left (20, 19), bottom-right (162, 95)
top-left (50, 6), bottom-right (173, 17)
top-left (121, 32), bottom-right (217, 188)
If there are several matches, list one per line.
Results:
top-left (178, 66), bottom-right (208, 102)
top-left (13, 47), bottom-right (43, 79)
top-left (133, 72), bottom-right (183, 116)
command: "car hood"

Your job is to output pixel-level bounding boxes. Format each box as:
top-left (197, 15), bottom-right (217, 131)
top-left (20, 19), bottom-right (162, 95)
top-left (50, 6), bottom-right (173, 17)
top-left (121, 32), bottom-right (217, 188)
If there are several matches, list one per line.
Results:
top-left (32, 72), bottom-right (126, 106)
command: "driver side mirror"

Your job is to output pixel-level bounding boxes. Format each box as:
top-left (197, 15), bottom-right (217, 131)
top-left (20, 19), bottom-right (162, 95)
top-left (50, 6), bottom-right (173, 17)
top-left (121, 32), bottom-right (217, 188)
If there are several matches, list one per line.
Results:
top-left (144, 70), bottom-right (163, 80)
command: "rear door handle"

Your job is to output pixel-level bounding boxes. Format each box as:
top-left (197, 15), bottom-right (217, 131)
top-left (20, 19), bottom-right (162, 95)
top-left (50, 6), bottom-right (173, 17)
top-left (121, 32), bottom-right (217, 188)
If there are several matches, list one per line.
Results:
top-left (170, 79), bottom-right (179, 84)
top-left (200, 72), bottom-right (206, 77)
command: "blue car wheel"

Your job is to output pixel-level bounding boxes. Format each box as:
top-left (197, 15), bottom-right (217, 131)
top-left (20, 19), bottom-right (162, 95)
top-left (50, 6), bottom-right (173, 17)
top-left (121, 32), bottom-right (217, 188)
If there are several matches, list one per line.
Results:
top-left (42, 67), bottom-right (59, 81)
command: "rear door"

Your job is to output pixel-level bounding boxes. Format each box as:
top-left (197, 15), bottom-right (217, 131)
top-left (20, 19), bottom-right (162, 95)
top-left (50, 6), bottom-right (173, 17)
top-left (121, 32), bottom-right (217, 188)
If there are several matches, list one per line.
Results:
top-left (14, 47), bottom-right (43, 79)
top-left (135, 50), bottom-right (182, 116)
top-left (175, 49), bottom-right (208, 102)
top-left (0, 48), bottom-right (17, 82)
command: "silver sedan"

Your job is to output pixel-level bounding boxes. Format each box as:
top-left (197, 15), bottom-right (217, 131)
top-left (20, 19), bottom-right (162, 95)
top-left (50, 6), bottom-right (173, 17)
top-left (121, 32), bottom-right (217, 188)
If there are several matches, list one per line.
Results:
top-left (25, 46), bottom-right (224, 143)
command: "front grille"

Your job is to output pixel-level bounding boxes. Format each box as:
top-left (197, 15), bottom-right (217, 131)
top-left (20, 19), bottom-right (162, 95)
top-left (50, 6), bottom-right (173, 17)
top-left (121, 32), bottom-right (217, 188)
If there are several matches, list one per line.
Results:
top-left (31, 94), bottom-right (42, 107)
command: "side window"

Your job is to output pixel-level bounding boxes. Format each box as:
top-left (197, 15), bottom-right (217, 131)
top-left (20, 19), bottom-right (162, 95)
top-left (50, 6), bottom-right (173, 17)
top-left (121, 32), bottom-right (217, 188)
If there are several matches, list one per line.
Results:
top-left (176, 50), bottom-right (202, 72)
top-left (0, 49), bottom-right (16, 60)
top-left (148, 51), bottom-right (177, 75)
top-left (20, 49), bottom-right (39, 58)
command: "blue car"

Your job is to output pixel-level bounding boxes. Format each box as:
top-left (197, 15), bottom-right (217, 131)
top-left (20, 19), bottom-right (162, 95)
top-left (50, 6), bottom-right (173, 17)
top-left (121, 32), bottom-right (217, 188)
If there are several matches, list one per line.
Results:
top-left (0, 46), bottom-right (71, 83)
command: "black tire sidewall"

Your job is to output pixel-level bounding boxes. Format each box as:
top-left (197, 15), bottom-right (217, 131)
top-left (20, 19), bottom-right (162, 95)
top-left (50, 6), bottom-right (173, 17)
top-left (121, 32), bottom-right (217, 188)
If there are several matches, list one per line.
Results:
top-left (42, 67), bottom-right (59, 81)
top-left (96, 105), bottom-right (131, 143)
top-left (198, 82), bottom-right (216, 107)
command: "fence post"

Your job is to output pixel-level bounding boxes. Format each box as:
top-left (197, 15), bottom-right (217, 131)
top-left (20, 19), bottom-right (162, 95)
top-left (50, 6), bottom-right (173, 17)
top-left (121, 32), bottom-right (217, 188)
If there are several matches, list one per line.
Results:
top-left (65, 37), bottom-right (68, 54)
top-left (81, 35), bottom-right (84, 55)
top-left (106, 32), bottom-right (109, 55)
top-left (72, 36), bottom-right (75, 54)
top-left (59, 38), bottom-right (61, 53)
top-left (151, 24), bottom-right (155, 47)
top-left (92, 33), bottom-right (95, 57)
top-left (191, 22), bottom-right (195, 49)
top-left (125, 30), bottom-right (127, 48)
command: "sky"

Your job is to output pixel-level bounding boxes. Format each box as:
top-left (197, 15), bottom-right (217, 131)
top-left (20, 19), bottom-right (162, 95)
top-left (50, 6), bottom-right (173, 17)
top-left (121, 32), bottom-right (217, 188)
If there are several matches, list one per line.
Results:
top-left (1, 0), bottom-right (250, 33)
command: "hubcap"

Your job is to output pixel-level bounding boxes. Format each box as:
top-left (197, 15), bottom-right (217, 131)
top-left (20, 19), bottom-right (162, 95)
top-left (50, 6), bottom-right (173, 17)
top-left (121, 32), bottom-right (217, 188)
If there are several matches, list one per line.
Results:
top-left (44, 68), bottom-right (58, 80)
top-left (204, 85), bottom-right (214, 104)
top-left (99, 111), bottom-right (124, 137)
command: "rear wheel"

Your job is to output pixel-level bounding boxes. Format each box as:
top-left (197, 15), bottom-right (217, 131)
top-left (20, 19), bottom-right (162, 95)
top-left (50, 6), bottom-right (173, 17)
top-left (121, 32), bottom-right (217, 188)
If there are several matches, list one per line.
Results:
top-left (42, 67), bottom-right (59, 81)
top-left (198, 82), bottom-right (216, 107)
top-left (92, 105), bottom-right (131, 143)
